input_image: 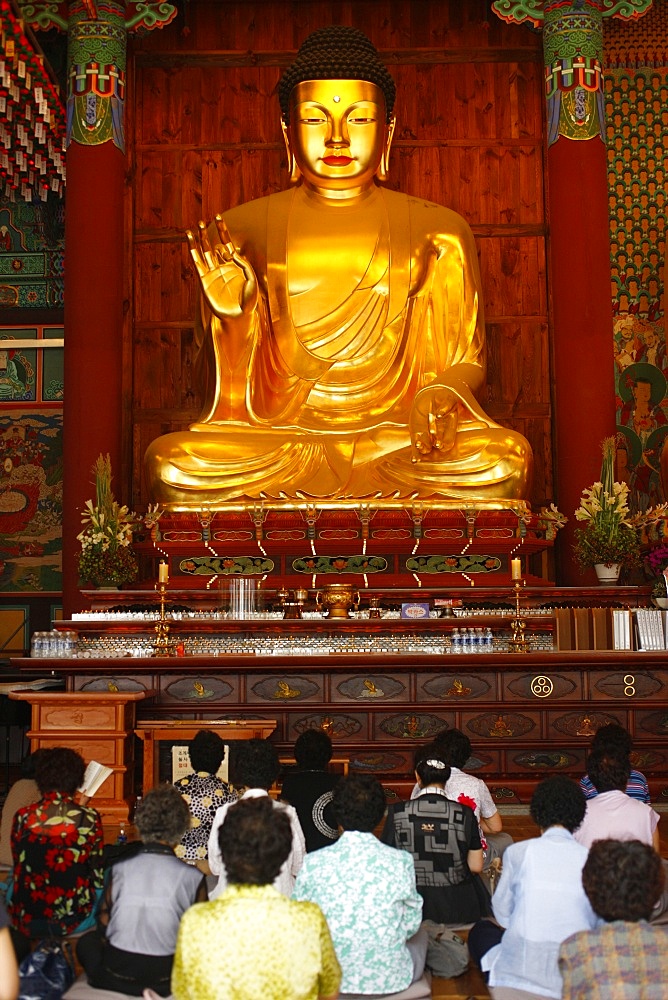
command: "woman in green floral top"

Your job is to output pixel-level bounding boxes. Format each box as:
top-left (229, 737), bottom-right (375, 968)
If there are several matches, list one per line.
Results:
top-left (172, 796), bottom-right (340, 1000)
top-left (10, 747), bottom-right (104, 939)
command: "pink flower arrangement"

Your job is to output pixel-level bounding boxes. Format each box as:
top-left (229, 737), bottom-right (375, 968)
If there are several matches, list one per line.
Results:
top-left (645, 543), bottom-right (668, 578)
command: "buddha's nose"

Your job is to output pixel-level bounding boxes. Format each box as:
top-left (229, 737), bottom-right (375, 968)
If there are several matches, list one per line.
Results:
top-left (326, 117), bottom-right (349, 147)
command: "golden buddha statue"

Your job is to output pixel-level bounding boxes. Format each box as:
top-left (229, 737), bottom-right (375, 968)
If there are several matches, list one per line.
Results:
top-left (145, 27), bottom-right (532, 506)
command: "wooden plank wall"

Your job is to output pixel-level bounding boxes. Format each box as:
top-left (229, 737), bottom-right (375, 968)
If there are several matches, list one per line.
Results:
top-left (126, 0), bottom-right (550, 508)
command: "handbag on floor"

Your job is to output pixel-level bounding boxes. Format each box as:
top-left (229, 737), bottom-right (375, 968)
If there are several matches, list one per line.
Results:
top-left (421, 920), bottom-right (469, 978)
top-left (19, 937), bottom-right (74, 1000)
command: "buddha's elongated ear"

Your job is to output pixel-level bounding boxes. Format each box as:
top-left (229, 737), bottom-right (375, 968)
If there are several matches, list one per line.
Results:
top-left (281, 118), bottom-right (301, 184)
top-left (376, 114), bottom-right (396, 182)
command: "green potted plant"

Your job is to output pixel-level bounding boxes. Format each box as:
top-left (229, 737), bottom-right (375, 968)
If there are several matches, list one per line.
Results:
top-left (573, 437), bottom-right (641, 584)
top-left (77, 454), bottom-right (139, 588)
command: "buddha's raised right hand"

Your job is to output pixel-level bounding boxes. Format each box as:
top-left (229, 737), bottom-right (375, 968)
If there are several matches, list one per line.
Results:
top-left (186, 214), bottom-right (258, 320)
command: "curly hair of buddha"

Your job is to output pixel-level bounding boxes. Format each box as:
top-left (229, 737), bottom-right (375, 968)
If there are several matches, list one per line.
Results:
top-left (279, 26), bottom-right (396, 123)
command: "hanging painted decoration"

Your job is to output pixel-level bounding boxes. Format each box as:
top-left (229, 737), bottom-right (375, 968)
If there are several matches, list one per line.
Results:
top-left (0, 0), bottom-right (178, 202)
top-left (492, 0), bottom-right (655, 29)
top-left (491, 0), bottom-right (655, 145)
top-left (0, 0), bottom-right (66, 201)
top-left (543, 6), bottom-right (606, 143)
top-left (66, 0), bottom-right (126, 150)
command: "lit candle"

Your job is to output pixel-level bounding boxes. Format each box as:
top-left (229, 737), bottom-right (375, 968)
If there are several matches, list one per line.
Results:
top-left (158, 560), bottom-right (169, 584)
top-left (511, 558), bottom-right (522, 581)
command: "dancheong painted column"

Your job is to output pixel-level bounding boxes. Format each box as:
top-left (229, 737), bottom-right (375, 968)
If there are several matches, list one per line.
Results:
top-left (62, 0), bottom-right (127, 615)
top-left (57, 0), bottom-right (177, 615)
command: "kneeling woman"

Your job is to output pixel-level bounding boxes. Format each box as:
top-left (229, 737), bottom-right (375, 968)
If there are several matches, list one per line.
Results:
top-left (382, 743), bottom-right (488, 924)
top-left (172, 795), bottom-right (341, 1000)
top-left (77, 784), bottom-right (207, 997)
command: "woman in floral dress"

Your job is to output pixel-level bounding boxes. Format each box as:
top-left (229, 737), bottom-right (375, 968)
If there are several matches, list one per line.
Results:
top-left (9, 747), bottom-right (104, 938)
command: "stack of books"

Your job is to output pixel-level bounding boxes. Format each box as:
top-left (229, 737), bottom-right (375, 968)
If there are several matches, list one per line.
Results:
top-left (634, 608), bottom-right (667, 651)
top-left (612, 609), bottom-right (633, 651)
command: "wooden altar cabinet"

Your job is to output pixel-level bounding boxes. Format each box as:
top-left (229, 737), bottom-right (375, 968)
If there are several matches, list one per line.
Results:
top-left (9, 690), bottom-right (151, 829)
top-left (11, 645), bottom-right (668, 804)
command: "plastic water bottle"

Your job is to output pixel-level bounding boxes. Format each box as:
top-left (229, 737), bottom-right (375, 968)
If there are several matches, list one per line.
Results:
top-left (30, 632), bottom-right (45, 657)
top-left (117, 821), bottom-right (127, 845)
top-left (451, 628), bottom-right (461, 653)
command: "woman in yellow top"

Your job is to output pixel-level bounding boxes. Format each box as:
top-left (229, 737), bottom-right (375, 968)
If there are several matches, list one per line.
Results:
top-left (172, 795), bottom-right (340, 1000)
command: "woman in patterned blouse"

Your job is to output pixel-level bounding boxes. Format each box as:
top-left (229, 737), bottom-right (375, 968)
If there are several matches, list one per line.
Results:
top-left (9, 747), bottom-right (104, 939)
top-left (172, 796), bottom-right (341, 1000)
top-left (174, 730), bottom-right (237, 870)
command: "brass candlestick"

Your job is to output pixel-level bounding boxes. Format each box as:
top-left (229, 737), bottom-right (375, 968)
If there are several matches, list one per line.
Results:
top-left (153, 581), bottom-right (176, 656)
top-left (509, 580), bottom-right (529, 653)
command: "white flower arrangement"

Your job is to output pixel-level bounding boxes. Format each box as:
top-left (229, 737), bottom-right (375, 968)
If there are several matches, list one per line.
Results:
top-left (77, 454), bottom-right (139, 587)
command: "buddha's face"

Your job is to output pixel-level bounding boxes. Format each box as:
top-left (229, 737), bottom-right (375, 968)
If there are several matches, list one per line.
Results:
top-left (286, 79), bottom-right (391, 197)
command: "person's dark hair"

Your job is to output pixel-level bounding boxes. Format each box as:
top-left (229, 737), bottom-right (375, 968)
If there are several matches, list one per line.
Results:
top-left (587, 749), bottom-right (630, 794)
top-left (279, 26), bottom-right (396, 123)
top-left (433, 728), bottom-right (472, 769)
top-left (414, 743), bottom-right (451, 787)
top-left (21, 748), bottom-right (48, 780)
top-left (234, 739), bottom-right (280, 790)
top-left (591, 723), bottom-right (632, 757)
top-left (332, 774), bottom-right (385, 832)
top-left (136, 783), bottom-right (191, 844)
top-left (35, 746), bottom-right (86, 796)
top-left (189, 730), bottom-right (226, 774)
top-left (294, 729), bottom-right (332, 770)
top-left (583, 839), bottom-right (664, 921)
top-left (219, 796), bottom-right (292, 885)
top-left (529, 776), bottom-right (586, 833)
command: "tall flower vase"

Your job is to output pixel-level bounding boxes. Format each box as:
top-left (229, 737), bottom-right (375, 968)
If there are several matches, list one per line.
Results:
top-left (594, 562), bottom-right (621, 586)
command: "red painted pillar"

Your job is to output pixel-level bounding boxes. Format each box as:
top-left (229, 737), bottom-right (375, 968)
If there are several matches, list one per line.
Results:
top-left (549, 139), bottom-right (616, 583)
top-left (62, 2), bottom-right (127, 615)
top-left (543, 4), bottom-right (616, 584)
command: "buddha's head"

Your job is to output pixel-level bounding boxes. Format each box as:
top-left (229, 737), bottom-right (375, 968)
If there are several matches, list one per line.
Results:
top-left (278, 27), bottom-right (396, 196)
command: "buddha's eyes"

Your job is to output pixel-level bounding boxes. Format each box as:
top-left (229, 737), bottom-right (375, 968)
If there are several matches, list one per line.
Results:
top-left (296, 110), bottom-right (378, 125)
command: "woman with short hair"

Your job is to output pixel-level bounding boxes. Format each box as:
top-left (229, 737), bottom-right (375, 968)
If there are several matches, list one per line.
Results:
top-left (172, 796), bottom-right (340, 1000)
top-left (77, 784), bottom-right (207, 997)
top-left (468, 776), bottom-right (600, 999)
top-left (174, 729), bottom-right (237, 867)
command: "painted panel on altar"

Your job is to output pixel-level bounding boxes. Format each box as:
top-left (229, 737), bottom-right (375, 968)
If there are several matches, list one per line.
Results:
top-left (161, 675), bottom-right (239, 703)
top-left (416, 672), bottom-right (494, 702)
top-left (374, 712), bottom-right (455, 741)
top-left (463, 711), bottom-right (537, 740)
top-left (285, 712), bottom-right (366, 743)
top-left (348, 750), bottom-right (413, 775)
top-left (78, 676), bottom-right (149, 694)
top-left (549, 710), bottom-right (622, 738)
top-left (503, 671), bottom-right (582, 702)
top-left (248, 675), bottom-right (323, 703)
top-left (510, 748), bottom-right (584, 772)
top-left (331, 675), bottom-right (407, 703)
top-left (589, 670), bottom-right (667, 701)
